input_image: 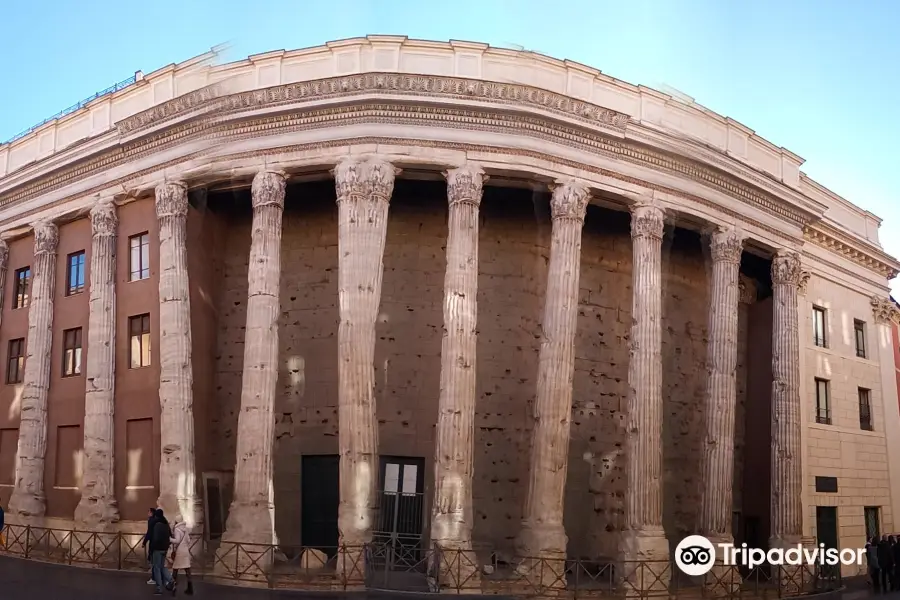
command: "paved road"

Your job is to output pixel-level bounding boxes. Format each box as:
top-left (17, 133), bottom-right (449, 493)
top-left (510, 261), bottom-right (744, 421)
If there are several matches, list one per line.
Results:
top-left (0, 554), bottom-right (370, 599)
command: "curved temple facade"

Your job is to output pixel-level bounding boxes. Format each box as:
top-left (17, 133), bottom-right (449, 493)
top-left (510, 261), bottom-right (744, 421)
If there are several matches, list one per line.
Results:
top-left (1, 36), bottom-right (899, 586)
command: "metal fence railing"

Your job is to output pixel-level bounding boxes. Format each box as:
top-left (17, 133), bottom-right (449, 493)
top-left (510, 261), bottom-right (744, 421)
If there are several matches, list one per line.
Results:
top-left (0, 523), bottom-right (843, 597)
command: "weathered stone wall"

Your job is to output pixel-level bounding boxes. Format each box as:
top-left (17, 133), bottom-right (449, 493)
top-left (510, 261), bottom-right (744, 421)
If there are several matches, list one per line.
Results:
top-left (208, 181), bottom-right (746, 555)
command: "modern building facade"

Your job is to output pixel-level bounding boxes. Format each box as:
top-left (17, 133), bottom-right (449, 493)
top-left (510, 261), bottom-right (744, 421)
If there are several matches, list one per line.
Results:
top-left (0, 36), bottom-right (899, 582)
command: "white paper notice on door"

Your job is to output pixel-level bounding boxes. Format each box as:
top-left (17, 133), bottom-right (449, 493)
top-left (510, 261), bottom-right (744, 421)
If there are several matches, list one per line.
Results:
top-left (402, 465), bottom-right (417, 496)
top-left (384, 463), bottom-right (400, 494)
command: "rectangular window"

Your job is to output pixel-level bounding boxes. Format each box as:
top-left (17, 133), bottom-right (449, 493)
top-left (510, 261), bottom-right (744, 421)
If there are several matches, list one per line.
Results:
top-left (812, 306), bottom-right (827, 347)
top-left (854, 319), bottom-right (867, 359)
top-left (129, 314), bottom-right (151, 368)
top-left (129, 233), bottom-right (150, 281)
top-left (6, 338), bottom-right (24, 384)
top-left (13, 267), bottom-right (30, 309)
top-left (62, 327), bottom-right (83, 377)
top-left (815, 378), bottom-right (831, 425)
top-left (865, 507), bottom-right (881, 540)
top-left (859, 388), bottom-right (873, 431)
top-left (66, 251), bottom-right (86, 296)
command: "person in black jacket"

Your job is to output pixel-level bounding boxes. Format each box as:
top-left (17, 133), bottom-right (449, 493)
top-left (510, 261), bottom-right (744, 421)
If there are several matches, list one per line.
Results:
top-left (892, 536), bottom-right (900, 591)
top-left (877, 535), bottom-right (894, 592)
top-left (149, 509), bottom-right (176, 595)
top-left (141, 507), bottom-right (158, 585)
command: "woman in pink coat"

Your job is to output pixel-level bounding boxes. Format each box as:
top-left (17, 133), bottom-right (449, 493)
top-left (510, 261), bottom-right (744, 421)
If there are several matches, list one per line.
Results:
top-left (169, 517), bottom-right (194, 595)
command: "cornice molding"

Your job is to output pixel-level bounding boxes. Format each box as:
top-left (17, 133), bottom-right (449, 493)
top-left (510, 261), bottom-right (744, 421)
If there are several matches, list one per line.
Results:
top-left (0, 87), bottom-right (893, 281)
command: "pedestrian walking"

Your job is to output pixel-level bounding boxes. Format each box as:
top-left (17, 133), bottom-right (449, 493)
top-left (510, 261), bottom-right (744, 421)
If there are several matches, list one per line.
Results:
top-left (891, 535), bottom-right (900, 591)
top-left (169, 516), bottom-right (194, 595)
top-left (867, 537), bottom-right (881, 592)
top-left (878, 534), bottom-right (894, 592)
top-left (149, 509), bottom-right (176, 596)
top-left (142, 507), bottom-right (159, 585)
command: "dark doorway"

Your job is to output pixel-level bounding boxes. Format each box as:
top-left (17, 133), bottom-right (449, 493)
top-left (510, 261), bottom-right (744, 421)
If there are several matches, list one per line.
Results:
top-left (301, 455), bottom-right (340, 557)
top-left (816, 507), bottom-right (838, 550)
top-left (373, 456), bottom-right (426, 569)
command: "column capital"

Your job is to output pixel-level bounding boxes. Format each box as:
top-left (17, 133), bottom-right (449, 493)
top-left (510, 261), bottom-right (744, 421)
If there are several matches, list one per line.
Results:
top-left (771, 250), bottom-right (802, 286)
top-left (871, 295), bottom-right (900, 324)
top-left (0, 238), bottom-right (8, 264)
top-left (155, 181), bottom-right (189, 218)
top-left (709, 226), bottom-right (745, 264)
top-left (445, 163), bottom-right (487, 207)
top-left (251, 170), bottom-right (287, 210)
top-left (629, 202), bottom-right (665, 240)
top-left (31, 220), bottom-right (59, 255)
top-left (549, 179), bottom-right (590, 222)
top-left (333, 156), bottom-right (400, 203)
top-left (90, 197), bottom-right (118, 237)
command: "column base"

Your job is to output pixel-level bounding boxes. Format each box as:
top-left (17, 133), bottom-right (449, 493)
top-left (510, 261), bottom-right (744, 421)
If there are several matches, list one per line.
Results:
top-left (619, 529), bottom-right (671, 596)
top-left (768, 535), bottom-right (814, 596)
top-left (215, 502), bottom-right (277, 583)
top-left (8, 490), bottom-right (46, 522)
top-left (514, 521), bottom-right (567, 588)
top-left (700, 534), bottom-right (742, 597)
top-left (431, 544), bottom-right (481, 591)
top-left (73, 496), bottom-right (121, 531)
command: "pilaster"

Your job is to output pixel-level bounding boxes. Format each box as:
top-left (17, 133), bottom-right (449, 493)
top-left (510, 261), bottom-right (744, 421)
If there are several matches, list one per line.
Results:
top-left (8, 220), bottom-right (59, 521)
top-left (74, 197), bottom-right (121, 529)
top-left (155, 181), bottom-right (201, 527)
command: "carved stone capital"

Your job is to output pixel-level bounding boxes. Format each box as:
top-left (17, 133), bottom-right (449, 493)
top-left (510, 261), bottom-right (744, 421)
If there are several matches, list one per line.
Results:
top-left (771, 250), bottom-right (802, 286)
top-left (445, 163), bottom-right (486, 207)
top-left (0, 239), bottom-right (8, 266)
top-left (90, 197), bottom-right (118, 237)
top-left (333, 156), bottom-right (400, 203)
top-left (32, 220), bottom-right (59, 255)
top-left (797, 271), bottom-right (811, 297)
top-left (871, 295), bottom-right (900, 324)
top-left (251, 170), bottom-right (287, 210)
top-left (155, 181), bottom-right (189, 219)
top-left (549, 179), bottom-right (590, 222)
top-left (709, 227), bottom-right (745, 264)
top-left (630, 203), bottom-right (665, 240)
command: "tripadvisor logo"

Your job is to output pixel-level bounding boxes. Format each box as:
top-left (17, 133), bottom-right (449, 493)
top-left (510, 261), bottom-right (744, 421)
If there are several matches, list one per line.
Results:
top-left (674, 535), bottom-right (865, 576)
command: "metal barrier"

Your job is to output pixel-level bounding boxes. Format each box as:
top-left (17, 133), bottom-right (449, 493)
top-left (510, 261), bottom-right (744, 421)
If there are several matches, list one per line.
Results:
top-left (0, 523), bottom-right (842, 597)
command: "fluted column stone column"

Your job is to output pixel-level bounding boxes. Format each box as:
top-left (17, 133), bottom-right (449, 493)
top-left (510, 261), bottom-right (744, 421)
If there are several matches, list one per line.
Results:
top-left (74, 198), bottom-right (121, 529)
top-left (221, 170), bottom-right (287, 547)
top-left (516, 180), bottom-right (590, 574)
top-left (431, 164), bottom-right (486, 588)
top-left (334, 156), bottom-right (398, 569)
top-left (155, 182), bottom-right (201, 528)
top-left (769, 250), bottom-right (803, 547)
top-left (621, 202), bottom-right (669, 593)
top-left (698, 226), bottom-right (745, 596)
top-left (8, 220), bottom-right (59, 521)
top-left (0, 239), bottom-right (9, 325)
top-left (698, 226), bottom-right (744, 542)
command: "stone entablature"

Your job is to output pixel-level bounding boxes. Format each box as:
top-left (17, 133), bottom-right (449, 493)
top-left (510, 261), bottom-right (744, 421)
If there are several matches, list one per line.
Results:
top-left (0, 37), bottom-right (894, 284)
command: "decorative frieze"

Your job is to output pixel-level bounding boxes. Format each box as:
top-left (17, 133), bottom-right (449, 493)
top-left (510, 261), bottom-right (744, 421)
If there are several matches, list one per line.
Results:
top-left (74, 197), bottom-right (121, 529)
top-left (155, 181), bottom-right (201, 527)
top-left (517, 180), bottom-right (590, 568)
top-left (221, 170), bottom-right (287, 546)
top-left (8, 220), bottom-right (59, 521)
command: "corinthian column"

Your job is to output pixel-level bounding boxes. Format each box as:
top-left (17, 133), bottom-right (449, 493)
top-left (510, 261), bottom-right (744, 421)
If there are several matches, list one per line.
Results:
top-left (698, 227), bottom-right (744, 542)
top-left (8, 220), bottom-right (59, 521)
top-left (74, 198), bottom-right (121, 529)
top-left (621, 202), bottom-right (669, 591)
top-left (0, 239), bottom-right (9, 325)
top-left (430, 164), bottom-right (485, 585)
top-left (221, 170), bottom-right (286, 546)
top-left (516, 180), bottom-right (590, 568)
top-left (155, 182), bottom-right (200, 527)
top-left (769, 250), bottom-right (803, 548)
top-left (333, 156), bottom-right (398, 554)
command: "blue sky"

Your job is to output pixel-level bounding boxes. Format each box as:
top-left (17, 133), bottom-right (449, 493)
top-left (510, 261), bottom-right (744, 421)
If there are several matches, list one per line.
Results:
top-left (2, 0), bottom-right (898, 287)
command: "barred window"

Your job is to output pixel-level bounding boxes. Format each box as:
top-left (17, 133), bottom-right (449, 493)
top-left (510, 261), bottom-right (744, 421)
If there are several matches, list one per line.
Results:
top-left (858, 388), bottom-right (873, 431)
top-left (854, 320), bottom-right (867, 359)
top-left (129, 233), bottom-right (150, 281)
top-left (812, 306), bottom-right (827, 348)
top-left (815, 378), bottom-right (831, 425)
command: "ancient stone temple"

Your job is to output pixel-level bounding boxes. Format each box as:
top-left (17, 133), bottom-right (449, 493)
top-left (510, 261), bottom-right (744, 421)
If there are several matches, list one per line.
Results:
top-left (0, 36), bottom-right (899, 590)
